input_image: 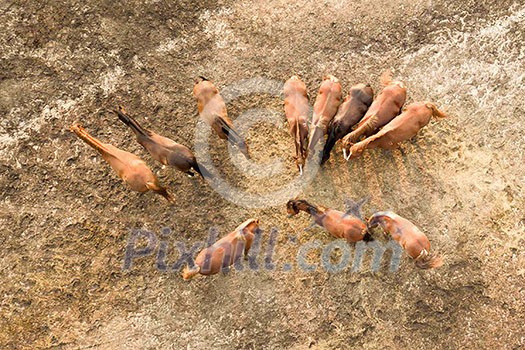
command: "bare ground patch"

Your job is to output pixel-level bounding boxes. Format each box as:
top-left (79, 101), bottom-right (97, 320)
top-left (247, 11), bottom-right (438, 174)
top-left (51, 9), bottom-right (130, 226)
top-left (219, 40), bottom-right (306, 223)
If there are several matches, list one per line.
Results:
top-left (1, 0), bottom-right (524, 349)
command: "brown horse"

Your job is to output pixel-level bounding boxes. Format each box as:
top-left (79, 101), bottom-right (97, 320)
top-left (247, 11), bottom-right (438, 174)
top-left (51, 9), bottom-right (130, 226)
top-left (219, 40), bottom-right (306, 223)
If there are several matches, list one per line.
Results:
top-left (286, 199), bottom-right (371, 243)
top-left (321, 83), bottom-right (374, 164)
top-left (71, 124), bottom-right (174, 203)
top-left (283, 76), bottom-right (310, 174)
top-left (341, 71), bottom-right (406, 160)
top-left (182, 219), bottom-right (260, 280)
top-left (348, 102), bottom-right (448, 159)
top-left (115, 106), bottom-right (211, 178)
top-left (367, 211), bottom-right (443, 269)
top-left (307, 75), bottom-right (342, 157)
top-left (193, 77), bottom-right (250, 159)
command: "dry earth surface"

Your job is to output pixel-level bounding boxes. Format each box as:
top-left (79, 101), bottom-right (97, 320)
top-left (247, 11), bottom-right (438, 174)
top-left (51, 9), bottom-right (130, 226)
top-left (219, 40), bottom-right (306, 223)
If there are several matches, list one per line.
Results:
top-left (1, 0), bottom-right (524, 349)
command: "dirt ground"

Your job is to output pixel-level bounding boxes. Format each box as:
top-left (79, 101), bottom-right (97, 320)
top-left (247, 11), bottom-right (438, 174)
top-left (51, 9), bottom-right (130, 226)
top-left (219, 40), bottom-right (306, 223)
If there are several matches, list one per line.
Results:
top-left (1, 0), bottom-right (525, 349)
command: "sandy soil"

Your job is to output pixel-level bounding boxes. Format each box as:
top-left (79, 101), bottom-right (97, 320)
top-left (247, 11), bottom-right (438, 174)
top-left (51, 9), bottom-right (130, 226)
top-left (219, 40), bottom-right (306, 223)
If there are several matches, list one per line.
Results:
top-left (1, 0), bottom-right (524, 349)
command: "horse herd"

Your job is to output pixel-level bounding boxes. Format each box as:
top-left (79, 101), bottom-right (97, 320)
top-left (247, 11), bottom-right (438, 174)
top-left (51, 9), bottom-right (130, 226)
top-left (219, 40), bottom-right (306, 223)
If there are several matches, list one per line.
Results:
top-left (71, 71), bottom-right (446, 279)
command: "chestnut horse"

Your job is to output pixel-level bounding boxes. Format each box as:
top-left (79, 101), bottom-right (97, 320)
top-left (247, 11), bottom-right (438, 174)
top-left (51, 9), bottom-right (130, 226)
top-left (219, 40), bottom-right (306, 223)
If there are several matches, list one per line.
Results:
top-left (115, 106), bottom-right (210, 178)
top-left (348, 102), bottom-right (448, 159)
top-left (367, 211), bottom-right (443, 269)
top-left (71, 124), bottom-right (173, 202)
top-left (193, 77), bottom-right (250, 159)
top-left (284, 75), bottom-right (310, 174)
top-left (286, 199), bottom-right (371, 243)
top-left (307, 75), bottom-right (342, 158)
top-left (182, 219), bottom-right (260, 280)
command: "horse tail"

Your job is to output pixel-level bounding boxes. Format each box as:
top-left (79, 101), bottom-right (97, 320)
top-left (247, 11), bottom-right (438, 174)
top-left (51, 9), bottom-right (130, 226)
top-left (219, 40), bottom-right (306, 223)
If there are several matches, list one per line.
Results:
top-left (321, 121), bottom-right (338, 164)
top-left (114, 106), bottom-right (150, 137)
top-left (294, 119), bottom-right (303, 156)
top-left (307, 125), bottom-right (324, 156)
top-left (425, 102), bottom-right (448, 119)
top-left (70, 124), bottom-right (110, 155)
top-left (192, 161), bottom-right (212, 179)
top-left (217, 117), bottom-right (251, 159)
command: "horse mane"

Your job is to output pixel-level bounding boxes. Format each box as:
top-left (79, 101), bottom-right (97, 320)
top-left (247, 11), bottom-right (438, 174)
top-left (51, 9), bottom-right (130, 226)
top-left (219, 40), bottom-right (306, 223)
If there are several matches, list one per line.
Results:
top-left (425, 103), bottom-right (449, 119)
